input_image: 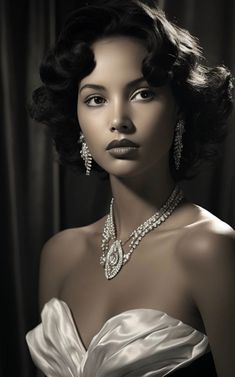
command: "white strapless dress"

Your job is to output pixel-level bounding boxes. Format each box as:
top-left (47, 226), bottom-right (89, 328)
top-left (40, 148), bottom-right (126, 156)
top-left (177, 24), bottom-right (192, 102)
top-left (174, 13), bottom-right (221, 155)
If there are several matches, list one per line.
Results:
top-left (26, 298), bottom-right (209, 377)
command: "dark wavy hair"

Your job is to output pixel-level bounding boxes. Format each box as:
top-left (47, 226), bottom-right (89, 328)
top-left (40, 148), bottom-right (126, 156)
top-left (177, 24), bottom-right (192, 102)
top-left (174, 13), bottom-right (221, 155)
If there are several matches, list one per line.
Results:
top-left (29, 0), bottom-right (233, 180)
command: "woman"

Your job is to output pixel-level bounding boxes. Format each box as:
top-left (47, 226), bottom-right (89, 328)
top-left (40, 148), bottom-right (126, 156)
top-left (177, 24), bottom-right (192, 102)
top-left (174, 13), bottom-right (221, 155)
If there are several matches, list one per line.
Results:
top-left (26, 1), bottom-right (235, 376)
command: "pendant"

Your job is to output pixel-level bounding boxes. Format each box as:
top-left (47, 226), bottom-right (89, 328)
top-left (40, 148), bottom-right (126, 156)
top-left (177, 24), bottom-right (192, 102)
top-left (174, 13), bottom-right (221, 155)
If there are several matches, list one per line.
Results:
top-left (104, 240), bottom-right (124, 279)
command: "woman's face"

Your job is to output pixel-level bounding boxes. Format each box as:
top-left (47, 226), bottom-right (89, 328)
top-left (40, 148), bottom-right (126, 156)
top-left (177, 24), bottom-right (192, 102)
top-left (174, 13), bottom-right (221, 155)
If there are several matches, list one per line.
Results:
top-left (77, 36), bottom-right (178, 178)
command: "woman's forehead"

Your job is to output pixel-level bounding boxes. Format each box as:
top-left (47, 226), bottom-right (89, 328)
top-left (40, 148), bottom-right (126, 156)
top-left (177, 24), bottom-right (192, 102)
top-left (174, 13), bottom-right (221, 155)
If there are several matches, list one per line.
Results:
top-left (80, 37), bottom-right (148, 88)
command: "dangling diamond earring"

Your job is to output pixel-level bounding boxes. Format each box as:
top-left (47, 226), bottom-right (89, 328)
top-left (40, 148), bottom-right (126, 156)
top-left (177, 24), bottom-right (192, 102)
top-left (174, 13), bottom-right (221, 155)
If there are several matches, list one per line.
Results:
top-left (79, 133), bottom-right (92, 175)
top-left (173, 119), bottom-right (185, 170)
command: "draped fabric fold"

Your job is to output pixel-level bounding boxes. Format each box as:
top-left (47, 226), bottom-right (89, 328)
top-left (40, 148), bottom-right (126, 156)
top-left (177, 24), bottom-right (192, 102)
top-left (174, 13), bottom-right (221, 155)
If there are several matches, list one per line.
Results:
top-left (26, 299), bottom-right (209, 377)
top-left (1, 1), bottom-right (58, 377)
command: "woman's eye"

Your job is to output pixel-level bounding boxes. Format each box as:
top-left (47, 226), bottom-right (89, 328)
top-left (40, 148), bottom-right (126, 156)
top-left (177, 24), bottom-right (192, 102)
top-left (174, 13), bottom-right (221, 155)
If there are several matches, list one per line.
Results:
top-left (131, 89), bottom-right (155, 101)
top-left (85, 96), bottom-right (106, 107)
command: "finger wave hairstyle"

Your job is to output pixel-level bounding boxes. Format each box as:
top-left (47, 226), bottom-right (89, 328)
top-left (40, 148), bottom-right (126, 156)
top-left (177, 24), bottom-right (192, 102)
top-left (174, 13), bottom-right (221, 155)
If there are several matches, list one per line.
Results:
top-left (29, 0), bottom-right (234, 180)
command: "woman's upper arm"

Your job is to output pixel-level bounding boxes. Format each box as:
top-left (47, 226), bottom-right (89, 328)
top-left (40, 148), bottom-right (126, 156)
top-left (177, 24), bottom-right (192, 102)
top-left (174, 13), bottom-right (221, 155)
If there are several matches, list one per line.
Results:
top-left (178, 228), bottom-right (235, 377)
top-left (38, 228), bottom-right (84, 312)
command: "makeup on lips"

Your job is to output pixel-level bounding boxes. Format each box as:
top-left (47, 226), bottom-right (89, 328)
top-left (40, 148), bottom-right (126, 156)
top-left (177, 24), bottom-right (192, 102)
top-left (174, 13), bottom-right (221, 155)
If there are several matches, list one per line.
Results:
top-left (106, 138), bottom-right (139, 158)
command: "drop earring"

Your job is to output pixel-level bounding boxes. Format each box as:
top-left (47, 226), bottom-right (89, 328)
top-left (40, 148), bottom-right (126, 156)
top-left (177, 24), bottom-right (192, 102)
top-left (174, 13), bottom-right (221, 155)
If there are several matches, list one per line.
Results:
top-left (173, 119), bottom-right (185, 170)
top-left (79, 133), bottom-right (92, 175)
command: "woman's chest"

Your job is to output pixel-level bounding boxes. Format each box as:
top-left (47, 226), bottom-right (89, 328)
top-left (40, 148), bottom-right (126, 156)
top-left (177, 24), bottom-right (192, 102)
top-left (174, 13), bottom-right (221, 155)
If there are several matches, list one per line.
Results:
top-left (59, 231), bottom-right (205, 350)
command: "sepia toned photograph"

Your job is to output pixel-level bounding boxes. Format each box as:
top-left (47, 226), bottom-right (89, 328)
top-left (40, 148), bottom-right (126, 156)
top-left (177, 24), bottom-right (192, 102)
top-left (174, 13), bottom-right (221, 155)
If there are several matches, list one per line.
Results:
top-left (1, 1), bottom-right (235, 376)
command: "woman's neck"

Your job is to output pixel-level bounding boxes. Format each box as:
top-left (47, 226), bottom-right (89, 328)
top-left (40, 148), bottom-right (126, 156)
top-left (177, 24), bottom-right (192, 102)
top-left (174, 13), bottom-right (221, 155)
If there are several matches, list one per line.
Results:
top-left (109, 166), bottom-right (176, 240)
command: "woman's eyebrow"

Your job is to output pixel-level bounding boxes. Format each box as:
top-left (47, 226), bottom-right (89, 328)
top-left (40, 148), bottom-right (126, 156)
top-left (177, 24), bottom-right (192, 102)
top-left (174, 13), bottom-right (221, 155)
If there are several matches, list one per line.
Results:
top-left (79, 77), bottom-right (147, 94)
top-left (126, 77), bottom-right (147, 89)
top-left (79, 84), bottom-right (106, 93)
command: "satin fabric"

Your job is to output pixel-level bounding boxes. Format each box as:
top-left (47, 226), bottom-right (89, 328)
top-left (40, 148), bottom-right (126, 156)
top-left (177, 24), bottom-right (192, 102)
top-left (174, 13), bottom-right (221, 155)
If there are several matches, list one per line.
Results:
top-left (26, 298), bottom-right (209, 377)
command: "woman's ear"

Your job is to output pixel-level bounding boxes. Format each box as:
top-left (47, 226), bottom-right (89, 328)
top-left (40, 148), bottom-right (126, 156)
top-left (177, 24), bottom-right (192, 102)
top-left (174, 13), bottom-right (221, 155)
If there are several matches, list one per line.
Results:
top-left (176, 105), bottom-right (184, 122)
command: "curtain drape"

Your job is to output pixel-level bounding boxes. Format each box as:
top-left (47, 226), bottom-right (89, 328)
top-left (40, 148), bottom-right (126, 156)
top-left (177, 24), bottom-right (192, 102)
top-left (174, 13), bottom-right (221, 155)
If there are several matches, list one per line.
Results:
top-left (1, 1), bottom-right (234, 376)
top-left (1, 1), bottom-right (58, 376)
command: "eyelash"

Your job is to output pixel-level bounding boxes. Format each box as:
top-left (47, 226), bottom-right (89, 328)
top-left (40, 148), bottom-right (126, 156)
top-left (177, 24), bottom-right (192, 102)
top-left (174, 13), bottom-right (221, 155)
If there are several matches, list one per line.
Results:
top-left (84, 88), bottom-right (155, 107)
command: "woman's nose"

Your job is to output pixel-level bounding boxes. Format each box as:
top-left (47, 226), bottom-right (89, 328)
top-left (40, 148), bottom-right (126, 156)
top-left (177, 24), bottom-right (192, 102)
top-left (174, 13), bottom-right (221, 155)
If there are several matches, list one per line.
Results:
top-left (110, 103), bottom-right (134, 133)
top-left (110, 118), bottom-right (134, 133)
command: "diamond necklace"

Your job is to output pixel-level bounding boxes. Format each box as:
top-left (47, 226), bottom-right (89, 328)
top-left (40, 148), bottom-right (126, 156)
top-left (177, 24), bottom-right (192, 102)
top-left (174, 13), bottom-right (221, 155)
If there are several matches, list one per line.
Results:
top-left (100, 185), bottom-right (184, 280)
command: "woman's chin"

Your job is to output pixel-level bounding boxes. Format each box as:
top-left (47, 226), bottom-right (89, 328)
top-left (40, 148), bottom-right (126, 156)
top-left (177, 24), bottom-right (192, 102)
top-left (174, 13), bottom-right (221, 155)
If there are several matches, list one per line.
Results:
top-left (102, 165), bottom-right (140, 179)
top-left (103, 162), bottom-right (153, 179)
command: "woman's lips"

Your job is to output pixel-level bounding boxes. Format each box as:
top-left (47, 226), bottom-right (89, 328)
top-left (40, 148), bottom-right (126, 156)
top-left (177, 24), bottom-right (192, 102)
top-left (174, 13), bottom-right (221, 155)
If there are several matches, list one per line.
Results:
top-left (107, 146), bottom-right (139, 158)
top-left (106, 138), bottom-right (139, 150)
top-left (106, 138), bottom-right (139, 158)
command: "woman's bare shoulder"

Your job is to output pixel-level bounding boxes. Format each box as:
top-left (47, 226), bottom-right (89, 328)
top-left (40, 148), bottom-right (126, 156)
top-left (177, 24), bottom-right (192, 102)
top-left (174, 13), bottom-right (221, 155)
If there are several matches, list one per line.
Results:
top-left (41, 215), bottom-right (106, 258)
top-left (39, 216), bottom-right (106, 310)
top-left (176, 202), bottom-right (235, 267)
top-left (175, 205), bottom-right (235, 373)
